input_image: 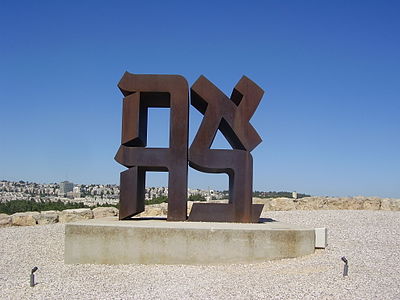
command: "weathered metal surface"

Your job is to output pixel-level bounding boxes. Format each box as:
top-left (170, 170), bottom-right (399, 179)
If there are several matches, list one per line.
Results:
top-left (188, 203), bottom-right (264, 223)
top-left (115, 72), bottom-right (189, 221)
top-left (115, 72), bottom-right (264, 223)
top-left (118, 167), bottom-right (145, 220)
top-left (188, 75), bottom-right (264, 223)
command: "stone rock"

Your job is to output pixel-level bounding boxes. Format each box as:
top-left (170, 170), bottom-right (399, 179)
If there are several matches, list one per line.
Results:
top-left (325, 197), bottom-right (345, 210)
top-left (0, 213), bottom-right (11, 227)
top-left (268, 197), bottom-right (296, 211)
top-left (362, 197), bottom-right (381, 210)
top-left (294, 197), bottom-right (327, 210)
top-left (59, 208), bottom-right (94, 223)
top-left (391, 199), bottom-right (400, 210)
top-left (325, 197), bottom-right (363, 210)
top-left (92, 207), bottom-right (119, 218)
top-left (38, 210), bottom-right (59, 225)
top-left (380, 198), bottom-right (391, 210)
top-left (138, 203), bottom-right (168, 217)
top-left (252, 196), bottom-right (399, 211)
top-left (11, 212), bottom-right (40, 226)
top-left (381, 198), bottom-right (400, 211)
top-left (347, 197), bottom-right (364, 210)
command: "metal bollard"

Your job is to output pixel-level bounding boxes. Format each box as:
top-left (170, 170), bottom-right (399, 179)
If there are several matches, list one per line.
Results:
top-left (341, 257), bottom-right (348, 277)
top-left (30, 267), bottom-right (38, 287)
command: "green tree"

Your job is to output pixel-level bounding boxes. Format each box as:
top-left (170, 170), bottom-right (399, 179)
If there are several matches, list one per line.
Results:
top-left (188, 194), bottom-right (207, 202)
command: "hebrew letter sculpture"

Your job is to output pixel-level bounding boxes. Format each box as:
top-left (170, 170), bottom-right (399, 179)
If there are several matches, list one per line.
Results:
top-left (188, 75), bottom-right (264, 223)
top-left (115, 72), bottom-right (189, 221)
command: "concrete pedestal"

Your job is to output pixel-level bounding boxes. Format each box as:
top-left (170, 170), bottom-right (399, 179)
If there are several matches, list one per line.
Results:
top-left (65, 218), bottom-right (315, 265)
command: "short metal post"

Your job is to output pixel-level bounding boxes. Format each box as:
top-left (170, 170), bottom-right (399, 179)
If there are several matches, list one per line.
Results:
top-left (341, 257), bottom-right (348, 277)
top-left (30, 267), bottom-right (38, 287)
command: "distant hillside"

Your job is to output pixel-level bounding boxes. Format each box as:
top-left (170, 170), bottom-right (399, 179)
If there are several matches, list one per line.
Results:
top-left (217, 190), bottom-right (310, 199)
top-left (253, 191), bottom-right (310, 198)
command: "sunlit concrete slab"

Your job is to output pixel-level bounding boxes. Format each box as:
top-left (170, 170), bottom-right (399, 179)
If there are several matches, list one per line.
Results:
top-left (65, 217), bottom-right (315, 265)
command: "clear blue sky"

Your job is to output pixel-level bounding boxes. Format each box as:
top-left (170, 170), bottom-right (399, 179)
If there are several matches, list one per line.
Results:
top-left (1, 0), bottom-right (399, 197)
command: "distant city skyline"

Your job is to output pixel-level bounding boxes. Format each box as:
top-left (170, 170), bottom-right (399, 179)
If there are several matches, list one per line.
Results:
top-left (0, 178), bottom-right (303, 194)
top-left (1, 1), bottom-right (399, 198)
top-left (0, 180), bottom-right (229, 207)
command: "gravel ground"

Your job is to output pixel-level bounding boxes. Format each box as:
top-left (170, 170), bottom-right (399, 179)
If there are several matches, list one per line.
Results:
top-left (0, 210), bottom-right (399, 300)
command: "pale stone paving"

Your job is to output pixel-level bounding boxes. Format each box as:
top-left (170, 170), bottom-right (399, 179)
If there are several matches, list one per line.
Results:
top-left (0, 210), bottom-right (399, 299)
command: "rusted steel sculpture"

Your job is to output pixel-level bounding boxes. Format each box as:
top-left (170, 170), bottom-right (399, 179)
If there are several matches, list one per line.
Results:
top-left (115, 72), bottom-right (189, 221)
top-left (188, 76), bottom-right (264, 223)
top-left (115, 72), bottom-right (264, 223)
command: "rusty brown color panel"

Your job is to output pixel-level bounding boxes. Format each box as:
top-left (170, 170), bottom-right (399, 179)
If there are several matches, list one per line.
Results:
top-left (188, 203), bottom-right (264, 223)
top-left (119, 167), bottom-right (145, 220)
top-left (115, 72), bottom-right (189, 221)
top-left (188, 75), bottom-right (264, 223)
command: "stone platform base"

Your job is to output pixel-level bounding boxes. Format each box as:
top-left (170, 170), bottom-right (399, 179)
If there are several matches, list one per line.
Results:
top-left (64, 217), bottom-right (315, 265)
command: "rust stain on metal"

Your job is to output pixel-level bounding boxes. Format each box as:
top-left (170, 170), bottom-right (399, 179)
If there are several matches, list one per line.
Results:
top-left (188, 75), bottom-right (264, 223)
top-left (115, 72), bottom-right (189, 221)
top-left (115, 72), bottom-right (264, 223)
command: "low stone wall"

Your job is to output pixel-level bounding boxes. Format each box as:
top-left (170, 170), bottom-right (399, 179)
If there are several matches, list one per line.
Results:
top-left (253, 196), bottom-right (400, 211)
top-left (1, 197), bottom-right (399, 228)
top-left (0, 207), bottom-right (118, 227)
top-left (0, 204), bottom-right (174, 228)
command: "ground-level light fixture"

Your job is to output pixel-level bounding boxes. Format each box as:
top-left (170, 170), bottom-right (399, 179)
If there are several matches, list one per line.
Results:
top-left (30, 267), bottom-right (38, 287)
top-left (341, 257), bottom-right (348, 277)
